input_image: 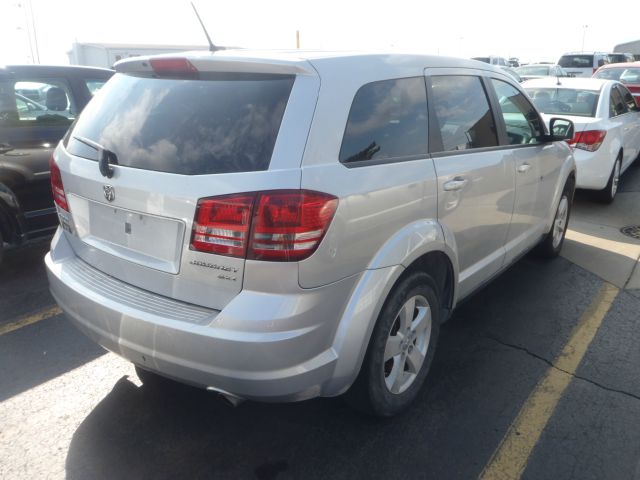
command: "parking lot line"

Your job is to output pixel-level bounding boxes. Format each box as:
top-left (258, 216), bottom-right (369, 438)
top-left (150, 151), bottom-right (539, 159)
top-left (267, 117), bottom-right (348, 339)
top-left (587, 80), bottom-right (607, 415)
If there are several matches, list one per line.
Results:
top-left (0, 305), bottom-right (62, 336)
top-left (479, 282), bottom-right (619, 480)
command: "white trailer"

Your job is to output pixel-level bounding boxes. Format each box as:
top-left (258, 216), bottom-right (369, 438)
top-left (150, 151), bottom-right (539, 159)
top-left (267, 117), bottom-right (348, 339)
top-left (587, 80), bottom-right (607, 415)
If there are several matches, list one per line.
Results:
top-left (67, 42), bottom-right (210, 69)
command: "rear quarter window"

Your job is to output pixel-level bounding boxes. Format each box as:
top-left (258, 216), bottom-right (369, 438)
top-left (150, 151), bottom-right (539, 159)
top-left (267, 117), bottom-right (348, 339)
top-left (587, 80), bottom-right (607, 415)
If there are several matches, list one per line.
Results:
top-left (66, 72), bottom-right (295, 175)
top-left (339, 77), bottom-right (428, 165)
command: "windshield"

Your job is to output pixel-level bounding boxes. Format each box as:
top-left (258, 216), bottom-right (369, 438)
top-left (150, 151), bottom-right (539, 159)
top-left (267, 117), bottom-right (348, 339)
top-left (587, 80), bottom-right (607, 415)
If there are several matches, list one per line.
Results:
top-left (526, 87), bottom-right (599, 117)
top-left (65, 72), bottom-right (295, 175)
top-left (516, 66), bottom-right (550, 76)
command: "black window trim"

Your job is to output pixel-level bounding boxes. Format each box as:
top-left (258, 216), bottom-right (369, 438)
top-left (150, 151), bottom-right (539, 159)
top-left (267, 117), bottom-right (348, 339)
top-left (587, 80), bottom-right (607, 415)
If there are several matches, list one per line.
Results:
top-left (338, 75), bottom-right (430, 168)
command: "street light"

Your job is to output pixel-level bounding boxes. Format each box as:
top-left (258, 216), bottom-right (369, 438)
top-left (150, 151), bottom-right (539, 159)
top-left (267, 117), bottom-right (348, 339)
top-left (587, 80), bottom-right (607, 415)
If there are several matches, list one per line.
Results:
top-left (581, 25), bottom-right (589, 52)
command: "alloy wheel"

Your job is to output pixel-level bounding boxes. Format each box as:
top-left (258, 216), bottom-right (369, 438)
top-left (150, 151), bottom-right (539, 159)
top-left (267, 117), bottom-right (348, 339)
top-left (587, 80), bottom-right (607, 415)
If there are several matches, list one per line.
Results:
top-left (552, 195), bottom-right (569, 249)
top-left (383, 295), bottom-right (432, 394)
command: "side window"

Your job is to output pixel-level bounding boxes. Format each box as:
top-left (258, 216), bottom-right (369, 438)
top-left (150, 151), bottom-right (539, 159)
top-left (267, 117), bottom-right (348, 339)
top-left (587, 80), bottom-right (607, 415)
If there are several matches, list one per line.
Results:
top-left (339, 77), bottom-right (428, 164)
top-left (610, 86), bottom-right (628, 117)
top-left (85, 79), bottom-right (107, 96)
top-left (429, 75), bottom-right (498, 152)
top-left (491, 79), bottom-right (544, 145)
top-left (619, 85), bottom-right (638, 111)
top-left (1, 78), bottom-right (76, 127)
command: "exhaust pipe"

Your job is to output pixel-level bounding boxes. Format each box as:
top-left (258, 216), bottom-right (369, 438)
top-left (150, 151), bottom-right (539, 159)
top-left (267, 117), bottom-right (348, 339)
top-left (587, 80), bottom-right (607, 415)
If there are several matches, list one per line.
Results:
top-left (206, 386), bottom-right (245, 407)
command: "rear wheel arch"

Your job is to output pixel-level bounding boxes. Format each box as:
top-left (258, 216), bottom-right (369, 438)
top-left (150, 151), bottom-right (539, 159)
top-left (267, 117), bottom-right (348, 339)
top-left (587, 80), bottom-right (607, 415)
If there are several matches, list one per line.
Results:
top-left (401, 250), bottom-right (455, 323)
top-left (0, 198), bottom-right (19, 246)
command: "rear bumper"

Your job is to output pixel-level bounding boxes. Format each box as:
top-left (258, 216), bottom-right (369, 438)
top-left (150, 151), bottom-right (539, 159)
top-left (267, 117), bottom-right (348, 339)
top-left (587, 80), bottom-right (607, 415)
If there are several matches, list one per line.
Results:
top-left (46, 230), bottom-right (359, 402)
top-left (573, 148), bottom-right (611, 190)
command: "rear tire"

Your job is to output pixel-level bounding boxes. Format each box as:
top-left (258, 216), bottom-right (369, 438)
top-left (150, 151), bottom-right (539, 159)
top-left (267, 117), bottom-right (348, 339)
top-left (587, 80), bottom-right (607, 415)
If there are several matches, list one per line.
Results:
top-left (597, 156), bottom-right (621, 204)
top-left (537, 180), bottom-right (573, 258)
top-left (345, 272), bottom-right (441, 417)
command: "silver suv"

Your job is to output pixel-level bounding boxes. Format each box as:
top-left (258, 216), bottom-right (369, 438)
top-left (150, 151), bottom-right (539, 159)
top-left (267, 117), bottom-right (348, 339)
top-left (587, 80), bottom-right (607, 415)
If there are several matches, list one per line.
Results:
top-left (46, 51), bottom-right (576, 416)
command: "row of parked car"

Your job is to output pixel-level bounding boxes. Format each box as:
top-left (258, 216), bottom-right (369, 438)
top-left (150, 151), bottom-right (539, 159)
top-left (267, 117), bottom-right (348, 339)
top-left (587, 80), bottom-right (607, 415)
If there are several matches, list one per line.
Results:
top-left (2, 49), bottom-right (639, 416)
top-left (473, 52), bottom-right (640, 202)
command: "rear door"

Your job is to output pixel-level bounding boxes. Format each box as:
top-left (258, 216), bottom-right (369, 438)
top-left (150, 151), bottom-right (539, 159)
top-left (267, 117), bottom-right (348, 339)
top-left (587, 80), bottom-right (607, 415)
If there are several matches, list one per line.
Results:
top-left (426, 70), bottom-right (514, 299)
top-left (56, 66), bottom-right (318, 310)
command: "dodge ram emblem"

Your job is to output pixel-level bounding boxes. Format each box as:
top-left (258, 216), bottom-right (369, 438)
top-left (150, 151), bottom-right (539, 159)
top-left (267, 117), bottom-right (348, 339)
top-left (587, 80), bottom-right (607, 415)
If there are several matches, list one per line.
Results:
top-left (103, 185), bottom-right (115, 202)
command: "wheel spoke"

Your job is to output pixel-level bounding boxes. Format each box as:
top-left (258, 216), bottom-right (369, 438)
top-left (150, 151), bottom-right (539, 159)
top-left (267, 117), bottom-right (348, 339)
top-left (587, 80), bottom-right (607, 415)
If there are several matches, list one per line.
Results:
top-left (405, 347), bottom-right (425, 374)
top-left (386, 356), bottom-right (405, 393)
top-left (411, 305), bottom-right (431, 334)
top-left (399, 297), bottom-right (416, 333)
top-left (384, 334), bottom-right (403, 361)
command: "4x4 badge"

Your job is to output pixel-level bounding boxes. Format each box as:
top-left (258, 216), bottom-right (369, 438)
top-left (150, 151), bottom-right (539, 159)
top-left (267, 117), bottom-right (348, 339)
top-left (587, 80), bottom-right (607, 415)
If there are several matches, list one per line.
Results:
top-left (103, 185), bottom-right (115, 202)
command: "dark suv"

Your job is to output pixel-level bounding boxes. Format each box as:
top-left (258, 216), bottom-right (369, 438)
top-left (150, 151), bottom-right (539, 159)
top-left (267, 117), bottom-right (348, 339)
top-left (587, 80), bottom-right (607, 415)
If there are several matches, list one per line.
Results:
top-left (0, 65), bottom-right (113, 263)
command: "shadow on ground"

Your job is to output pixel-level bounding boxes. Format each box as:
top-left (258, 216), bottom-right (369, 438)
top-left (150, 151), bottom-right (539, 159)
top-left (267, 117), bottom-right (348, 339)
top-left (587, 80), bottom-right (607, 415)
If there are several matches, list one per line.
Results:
top-left (65, 256), bottom-right (603, 480)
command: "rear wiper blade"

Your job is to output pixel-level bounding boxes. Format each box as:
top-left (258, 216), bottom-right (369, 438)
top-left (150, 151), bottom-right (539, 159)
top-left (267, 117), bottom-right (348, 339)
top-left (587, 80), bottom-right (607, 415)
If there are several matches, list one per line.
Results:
top-left (73, 136), bottom-right (118, 178)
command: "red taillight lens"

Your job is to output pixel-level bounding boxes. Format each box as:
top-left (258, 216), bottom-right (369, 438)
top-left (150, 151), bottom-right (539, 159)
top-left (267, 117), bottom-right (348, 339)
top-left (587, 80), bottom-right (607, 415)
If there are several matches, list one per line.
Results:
top-left (49, 156), bottom-right (69, 212)
top-left (569, 130), bottom-right (607, 151)
top-left (190, 190), bottom-right (338, 262)
top-left (149, 58), bottom-right (198, 78)
top-left (191, 194), bottom-right (255, 257)
top-left (249, 191), bottom-right (338, 261)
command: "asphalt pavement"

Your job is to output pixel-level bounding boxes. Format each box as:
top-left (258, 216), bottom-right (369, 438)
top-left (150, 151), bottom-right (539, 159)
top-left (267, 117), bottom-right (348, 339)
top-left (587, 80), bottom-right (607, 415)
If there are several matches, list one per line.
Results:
top-left (1, 165), bottom-right (640, 480)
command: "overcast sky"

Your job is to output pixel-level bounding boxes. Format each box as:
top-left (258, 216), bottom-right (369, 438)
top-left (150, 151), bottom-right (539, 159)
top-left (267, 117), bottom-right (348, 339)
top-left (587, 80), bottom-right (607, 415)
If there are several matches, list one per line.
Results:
top-left (1, 0), bottom-right (639, 65)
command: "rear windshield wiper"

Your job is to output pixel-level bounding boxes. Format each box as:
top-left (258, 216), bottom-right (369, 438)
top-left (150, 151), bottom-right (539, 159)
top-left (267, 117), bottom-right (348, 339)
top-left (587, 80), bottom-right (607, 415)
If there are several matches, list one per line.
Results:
top-left (73, 136), bottom-right (118, 178)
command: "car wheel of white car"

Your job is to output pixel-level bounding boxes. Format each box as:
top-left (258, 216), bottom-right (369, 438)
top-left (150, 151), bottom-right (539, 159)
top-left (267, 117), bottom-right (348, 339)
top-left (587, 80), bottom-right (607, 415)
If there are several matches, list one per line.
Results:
top-left (598, 156), bottom-right (621, 204)
top-left (346, 271), bottom-right (441, 417)
top-left (538, 180), bottom-right (574, 258)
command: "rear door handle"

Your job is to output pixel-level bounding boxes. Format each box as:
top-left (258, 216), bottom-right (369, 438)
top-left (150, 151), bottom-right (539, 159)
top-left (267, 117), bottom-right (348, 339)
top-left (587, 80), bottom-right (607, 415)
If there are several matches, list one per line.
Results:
top-left (443, 177), bottom-right (468, 191)
top-left (517, 163), bottom-right (531, 173)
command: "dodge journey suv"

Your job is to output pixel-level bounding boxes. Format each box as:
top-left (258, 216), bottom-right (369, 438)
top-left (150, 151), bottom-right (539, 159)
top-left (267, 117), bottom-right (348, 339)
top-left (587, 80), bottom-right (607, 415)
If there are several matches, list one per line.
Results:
top-left (46, 51), bottom-right (576, 416)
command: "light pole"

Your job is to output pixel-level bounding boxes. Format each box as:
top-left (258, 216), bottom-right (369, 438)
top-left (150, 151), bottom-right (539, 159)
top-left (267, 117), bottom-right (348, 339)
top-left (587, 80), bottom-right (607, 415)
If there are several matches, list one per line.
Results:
top-left (581, 25), bottom-right (589, 52)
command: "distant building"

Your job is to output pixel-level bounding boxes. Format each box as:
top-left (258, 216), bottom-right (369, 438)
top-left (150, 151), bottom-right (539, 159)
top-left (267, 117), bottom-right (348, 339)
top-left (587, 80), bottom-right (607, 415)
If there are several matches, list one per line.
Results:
top-left (67, 42), bottom-right (213, 69)
top-left (613, 39), bottom-right (640, 58)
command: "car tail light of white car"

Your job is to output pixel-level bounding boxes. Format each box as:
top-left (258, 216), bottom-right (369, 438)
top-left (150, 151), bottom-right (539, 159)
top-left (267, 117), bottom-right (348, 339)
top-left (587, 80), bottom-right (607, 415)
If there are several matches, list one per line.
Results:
top-left (191, 190), bottom-right (339, 262)
top-left (49, 155), bottom-right (69, 212)
top-left (569, 130), bottom-right (607, 152)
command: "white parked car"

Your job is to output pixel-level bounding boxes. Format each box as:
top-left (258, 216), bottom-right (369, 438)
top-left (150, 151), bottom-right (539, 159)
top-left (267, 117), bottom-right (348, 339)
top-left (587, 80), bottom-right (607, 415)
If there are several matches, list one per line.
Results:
top-left (558, 52), bottom-right (611, 78)
top-left (524, 77), bottom-right (640, 202)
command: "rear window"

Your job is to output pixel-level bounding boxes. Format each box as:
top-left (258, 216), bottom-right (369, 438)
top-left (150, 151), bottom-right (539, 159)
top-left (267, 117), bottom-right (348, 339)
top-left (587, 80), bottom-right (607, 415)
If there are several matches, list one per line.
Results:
top-left (65, 72), bottom-right (295, 175)
top-left (558, 55), bottom-right (593, 69)
top-left (607, 54), bottom-right (627, 63)
top-left (516, 66), bottom-right (550, 76)
top-left (526, 88), bottom-right (599, 117)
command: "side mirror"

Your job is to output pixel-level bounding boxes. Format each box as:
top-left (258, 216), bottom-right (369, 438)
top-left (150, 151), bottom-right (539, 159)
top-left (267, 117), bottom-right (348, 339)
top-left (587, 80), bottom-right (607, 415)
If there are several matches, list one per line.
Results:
top-left (548, 117), bottom-right (575, 141)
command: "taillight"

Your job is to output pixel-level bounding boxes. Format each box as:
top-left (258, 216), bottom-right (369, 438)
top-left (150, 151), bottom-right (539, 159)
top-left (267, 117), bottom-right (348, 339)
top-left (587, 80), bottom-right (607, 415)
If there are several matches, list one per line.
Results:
top-left (49, 155), bottom-right (69, 212)
top-left (191, 194), bottom-right (255, 257)
top-left (569, 130), bottom-right (607, 151)
top-left (190, 190), bottom-right (338, 262)
top-left (248, 191), bottom-right (338, 261)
